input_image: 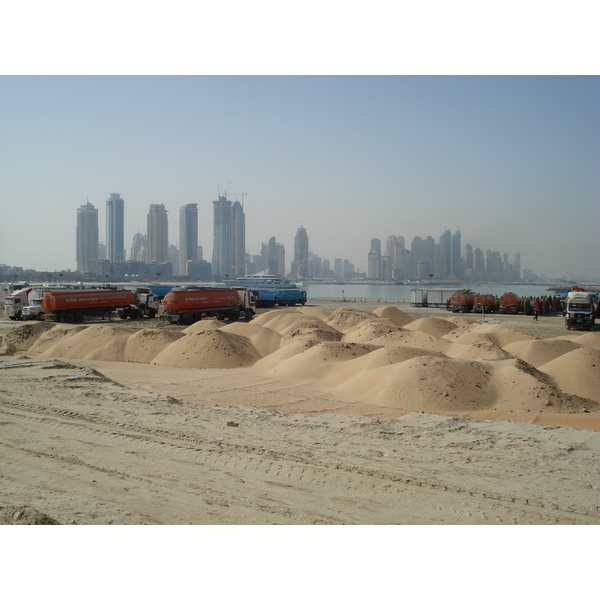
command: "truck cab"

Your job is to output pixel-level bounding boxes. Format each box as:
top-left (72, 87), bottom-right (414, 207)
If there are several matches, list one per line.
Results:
top-left (564, 291), bottom-right (595, 330)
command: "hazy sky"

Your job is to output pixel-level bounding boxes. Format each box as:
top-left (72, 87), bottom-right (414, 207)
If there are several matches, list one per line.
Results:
top-left (1, 75), bottom-right (598, 279)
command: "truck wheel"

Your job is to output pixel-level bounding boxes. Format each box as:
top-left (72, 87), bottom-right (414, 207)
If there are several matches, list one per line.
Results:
top-left (75, 312), bottom-right (84, 323)
top-left (148, 308), bottom-right (156, 318)
top-left (119, 313), bottom-right (128, 320)
top-left (64, 313), bottom-right (75, 324)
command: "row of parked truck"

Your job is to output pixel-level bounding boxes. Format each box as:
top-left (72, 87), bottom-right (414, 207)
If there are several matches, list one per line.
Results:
top-left (3, 285), bottom-right (258, 325)
top-left (445, 287), bottom-right (598, 330)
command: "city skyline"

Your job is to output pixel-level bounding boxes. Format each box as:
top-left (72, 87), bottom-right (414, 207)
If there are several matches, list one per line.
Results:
top-left (1, 76), bottom-right (598, 280)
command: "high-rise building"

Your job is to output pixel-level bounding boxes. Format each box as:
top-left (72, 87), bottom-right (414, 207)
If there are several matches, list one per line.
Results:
top-left (212, 195), bottom-right (233, 278)
top-left (292, 226), bottom-right (309, 278)
top-left (367, 238), bottom-right (381, 279)
top-left (76, 202), bottom-right (99, 273)
top-left (130, 233), bottom-right (147, 262)
top-left (179, 203), bottom-right (198, 276)
top-left (451, 230), bottom-right (462, 279)
top-left (232, 200), bottom-right (246, 278)
top-left (261, 237), bottom-right (285, 275)
top-left (147, 204), bottom-right (169, 263)
top-left (106, 193), bottom-right (125, 263)
top-left (438, 228), bottom-right (451, 278)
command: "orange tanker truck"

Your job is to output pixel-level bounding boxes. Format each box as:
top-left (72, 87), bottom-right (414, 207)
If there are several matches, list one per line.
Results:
top-left (472, 293), bottom-right (498, 313)
top-left (446, 289), bottom-right (476, 313)
top-left (41, 288), bottom-right (159, 323)
top-left (498, 292), bottom-right (520, 314)
top-left (162, 287), bottom-right (256, 325)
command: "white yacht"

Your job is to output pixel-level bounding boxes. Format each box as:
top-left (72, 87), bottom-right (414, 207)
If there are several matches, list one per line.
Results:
top-left (226, 273), bottom-right (298, 289)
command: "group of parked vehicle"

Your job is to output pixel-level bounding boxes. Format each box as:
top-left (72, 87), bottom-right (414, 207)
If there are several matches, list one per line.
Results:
top-left (2, 276), bottom-right (308, 326)
top-left (445, 287), bottom-right (598, 330)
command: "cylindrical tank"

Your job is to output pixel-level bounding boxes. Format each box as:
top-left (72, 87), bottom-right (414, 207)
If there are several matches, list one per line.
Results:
top-left (162, 289), bottom-right (240, 314)
top-left (42, 289), bottom-right (135, 312)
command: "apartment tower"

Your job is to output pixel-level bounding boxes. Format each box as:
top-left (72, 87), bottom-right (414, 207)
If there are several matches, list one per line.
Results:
top-left (147, 204), bottom-right (169, 263)
top-left (76, 201), bottom-right (99, 273)
top-left (179, 203), bottom-right (198, 276)
top-left (106, 193), bottom-right (125, 262)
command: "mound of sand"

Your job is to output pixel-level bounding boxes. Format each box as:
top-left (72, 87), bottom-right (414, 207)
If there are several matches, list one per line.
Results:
top-left (324, 345), bottom-right (447, 386)
top-left (403, 317), bottom-right (458, 337)
top-left (326, 307), bottom-right (378, 332)
top-left (220, 321), bottom-right (283, 357)
top-left (152, 329), bottom-right (261, 369)
top-left (251, 309), bottom-right (308, 333)
top-left (443, 340), bottom-right (512, 361)
top-left (124, 328), bottom-right (185, 363)
top-left (277, 316), bottom-right (339, 338)
top-left (28, 324), bottom-right (89, 353)
top-left (445, 323), bottom-right (536, 348)
top-left (503, 338), bottom-right (582, 368)
top-left (335, 356), bottom-right (494, 412)
top-left (539, 348), bottom-right (600, 403)
top-left (0, 321), bottom-right (55, 355)
top-left (296, 306), bottom-right (332, 320)
top-left (182, 319), bottom-right (225, 334)
top-left (489, 359), bottom-right (593, 412)
top-left (370, 330), bottom-right (457, 355)
top-left (265, 341), bottom-right (377, 379)
top-left (342, 319), bottom-right (403, 343)
top-left (372, 305), bottom-right (414, 326)
top-left (39, 325), bottom-right (135, 362)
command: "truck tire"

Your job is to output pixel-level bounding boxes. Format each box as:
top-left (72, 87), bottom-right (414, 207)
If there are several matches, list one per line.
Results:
top-left (64, 313), bottom-right (75, 324)
top-left (75, 312), bottom-right (84, 323)
top-left (148, 308), bottom-right (156, 318)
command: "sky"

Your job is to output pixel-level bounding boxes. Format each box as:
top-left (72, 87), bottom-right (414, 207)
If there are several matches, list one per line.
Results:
top-left (1, 8), bottom-right (599, 281)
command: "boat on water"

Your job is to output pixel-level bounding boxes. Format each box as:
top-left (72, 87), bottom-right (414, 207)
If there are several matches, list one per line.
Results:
top-left (226, 273), bottom-right (298, 289)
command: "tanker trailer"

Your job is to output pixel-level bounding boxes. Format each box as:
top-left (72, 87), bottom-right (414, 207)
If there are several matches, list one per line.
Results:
top-left (162, 287), bottom-right (255, 325)
top-left (498, 292), bottom-right (520, 314)
top-left (446, 289), bottom-right (475, 313)
top-left (472, 293), bottom-right (498, 313)
top-left (42, 289), bottom-right (136, 323)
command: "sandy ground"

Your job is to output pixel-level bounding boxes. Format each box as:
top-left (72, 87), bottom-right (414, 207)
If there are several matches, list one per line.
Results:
top-left (1, 300), bottom-right (599, 525)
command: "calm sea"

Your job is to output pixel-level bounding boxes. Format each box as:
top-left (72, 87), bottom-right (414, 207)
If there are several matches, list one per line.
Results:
top-left (301, 283), bottom-right (558, 302)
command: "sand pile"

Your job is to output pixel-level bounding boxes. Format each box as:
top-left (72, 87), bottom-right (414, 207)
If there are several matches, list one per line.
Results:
top-left (372, 305), bottom-right (414, 326)
top-left (403, 317), bottom-right (458, 337)
top-left (326, 307), bottom-right (378, 332)
top-left (0, 321), bottom-right (55, 354)
top-left (124, 328), bottom-right (185, 363)
top-left (539, 348), bottom-right (600, 402)
top-left (152, 329), bottom-right (261, 368)
top-left (7, 305), bottom-right (600, 421)
top-left (342, 320), bottom-right (403, 343)
top-left (39, 325), bottom-right (135, 362)
top-left (444, 323), bottom-right (535, 348)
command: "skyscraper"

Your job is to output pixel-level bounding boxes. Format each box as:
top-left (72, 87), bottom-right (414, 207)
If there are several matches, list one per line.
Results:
top-left (292, 226), bottom-right (309, 278)
top-left (232, 200), bottom-right (246, 278)
top-left (147, 204), bottom-right (169, 263)
top-left (212, 195), bottom-right (233, 278)
top-left (367, 238), bottom-right (381, 279)
top-left (179, 203), bottom-right (198, 276)
top-left (76, 201), bottom-right (98, 273)
top-left (106, 193), bottom-right (125, 262)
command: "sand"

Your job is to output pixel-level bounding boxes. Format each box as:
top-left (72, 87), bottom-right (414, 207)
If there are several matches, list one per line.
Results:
top-left (1, 301), bottom-right (599, 524)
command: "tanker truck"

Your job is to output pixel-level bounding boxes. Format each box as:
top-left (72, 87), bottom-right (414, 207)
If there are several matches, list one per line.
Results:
top-left (41, 289), bottom-right (159, 323)
top-left (564, 289), bottom-right (595, 330)
top-left (162, 287), bottom-right (255, 325)
top-left (446, 289), bottom-right (475, 313)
